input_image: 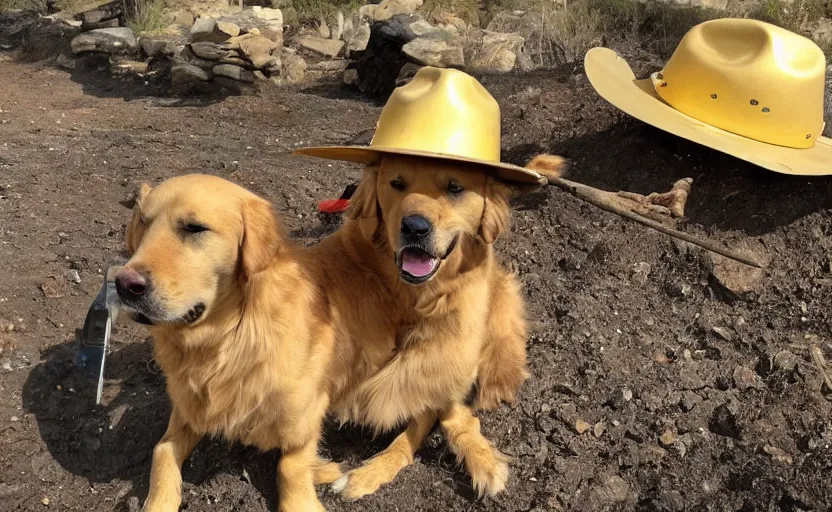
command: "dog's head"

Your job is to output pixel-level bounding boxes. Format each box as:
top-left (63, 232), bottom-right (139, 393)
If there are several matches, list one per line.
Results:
top-left (348, 153), bottom-right (568, 286)
top-left (117, 174), bottom-right (282, 326)
top-left (345, 155), bottom-right (509, 285)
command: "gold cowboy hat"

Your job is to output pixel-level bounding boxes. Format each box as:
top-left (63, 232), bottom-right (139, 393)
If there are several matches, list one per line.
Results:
top-left (585, 18), bottom-right (831, 176)
top-left (293, 66), bottom-right (547, 186)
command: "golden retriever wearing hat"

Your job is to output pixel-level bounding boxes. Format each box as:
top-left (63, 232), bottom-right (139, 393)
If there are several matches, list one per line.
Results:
top-left (313, 153), bottom-right (568, 500)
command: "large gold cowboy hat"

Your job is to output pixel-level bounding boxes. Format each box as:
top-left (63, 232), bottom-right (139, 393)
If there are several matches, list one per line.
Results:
top-left (585, 18), bottom-right (832, 176)
top-left (293, 66), bottom-right (547, 186)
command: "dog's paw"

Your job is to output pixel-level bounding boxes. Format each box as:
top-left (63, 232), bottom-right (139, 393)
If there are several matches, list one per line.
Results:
top-left (467, 446), bottom-right (509, 497)
top-left (330, 461), bottom-right (400, 501)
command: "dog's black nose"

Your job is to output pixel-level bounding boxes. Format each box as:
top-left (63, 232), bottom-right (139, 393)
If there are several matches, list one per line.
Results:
top-left (115, 267), bottom-right (149, 303)
top-left (401, 215), bottom-right (432, 240)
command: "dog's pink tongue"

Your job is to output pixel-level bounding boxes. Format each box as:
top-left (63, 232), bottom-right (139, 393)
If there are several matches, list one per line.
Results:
top-left (401, 251), bottom-right (436, 277)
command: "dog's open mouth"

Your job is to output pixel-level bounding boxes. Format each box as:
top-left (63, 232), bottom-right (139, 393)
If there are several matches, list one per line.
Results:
top-left (397, 238), bottom-right (458, 285)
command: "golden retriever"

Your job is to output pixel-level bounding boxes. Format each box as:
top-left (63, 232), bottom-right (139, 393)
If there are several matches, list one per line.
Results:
top-left (119, 175), bottom-right (344, 512)
top-left (307, 153), bottom-right (567, 500)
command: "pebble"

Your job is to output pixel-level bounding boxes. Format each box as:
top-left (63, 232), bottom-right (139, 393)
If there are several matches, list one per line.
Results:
top-left (733, 365), bottom-right (760, 390)
top-left (41, 498), bottom-right (49, 506)
top-left (711, 326), bottom-right (735, 342)
top-left (763, 444), bottom-right (793, 465)
top-left (67, 270), bottom-right (81, 284)
top-left (773, 350), bottom-right (798, 372)
top-left (593, 422), bottom-right (606, 438)
top-left (575, 419), bottom-right (591, 435)
top-left (10, 415), bottom-right (19, 422)
top-left (622, 389), bottom-right (633, 402)
top-left (659, 428), bottom-right (676, 446)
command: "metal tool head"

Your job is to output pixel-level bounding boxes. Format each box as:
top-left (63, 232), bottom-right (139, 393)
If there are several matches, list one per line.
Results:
top-left (75, 266), bottom-right (122, 405)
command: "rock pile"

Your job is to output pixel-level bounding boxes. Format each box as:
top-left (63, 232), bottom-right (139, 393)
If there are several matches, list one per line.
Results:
top-left (344, 7), bottom-right (531, 99)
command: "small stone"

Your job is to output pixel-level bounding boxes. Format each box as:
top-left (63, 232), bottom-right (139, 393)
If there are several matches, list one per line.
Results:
top-left (622, 389), bottom-right (632, 401)
top-left (683, 349), bottom-right (693, 361)
top-left (39, 282), bottom-right (62, 299)
top-left (593, 422), bottom-right (606, 438)
top-left (733, 365), bottom-right (761, 390)
top-left (773, 350), bottom-right (798, 372)
top-left (298, 36), bottom-right (344, 58)
top-left (67, 270), bottom-right (81, 284)
top-left (708, 242), bottom-right (766, 301)
top-left (10, 415), bottom-right (19, 422)
top-left (763, 444), bottom-right (793, 465)
top-left (343, 68), bottom-right (358, 85)
top-left (575, 419), bottom-right (591, 434)
top-left (711, 326), bottom-right (735, 342)
top-left (659, 428), bottom-right (676, 446)
top-left (41, 497), bottom-right (49, 506)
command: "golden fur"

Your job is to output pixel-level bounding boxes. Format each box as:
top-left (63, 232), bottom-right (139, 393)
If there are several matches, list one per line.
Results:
top-left (126, 154), bottom-right (566, 511)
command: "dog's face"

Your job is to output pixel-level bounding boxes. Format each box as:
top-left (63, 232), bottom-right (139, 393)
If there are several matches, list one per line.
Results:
top-left (117, 174), bottom-right (280, 326)
top-left (349, 156), bottom-right (511, 285)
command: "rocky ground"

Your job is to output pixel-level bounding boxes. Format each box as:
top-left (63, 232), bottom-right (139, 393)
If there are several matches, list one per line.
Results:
top-left (2, 22), bottom-right (832, 512)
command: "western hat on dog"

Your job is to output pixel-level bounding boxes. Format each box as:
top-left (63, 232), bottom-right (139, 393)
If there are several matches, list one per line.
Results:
top-left (293, 66), bottom-right (547, 186)
top-left (584, 18), bottom-right (831, 175)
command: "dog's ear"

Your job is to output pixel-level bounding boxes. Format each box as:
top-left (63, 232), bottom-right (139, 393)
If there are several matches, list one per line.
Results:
top-left (346, 167), bottom-right (380, 239)
top-left (240, 196), bottom-right (282, 280)
top-left (125, 183), bottom-right (152, 255)
top-left (480, 177), bottom-right (512, 244)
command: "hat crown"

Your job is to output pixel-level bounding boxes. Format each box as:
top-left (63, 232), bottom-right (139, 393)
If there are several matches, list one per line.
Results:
top-left (654, 18), bottom-right (826, 148)
top-left (370, 67), bottom-right (503, 162)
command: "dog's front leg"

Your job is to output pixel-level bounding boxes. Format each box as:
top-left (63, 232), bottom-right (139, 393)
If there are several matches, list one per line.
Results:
top-left (277, 434), bottom-right (327, 512)
top-left (439, 402), bottom-right (508, 497)
top-left (332, 411), bottom-right (437, 501)
top-left (143, 412), bottom-right (202, 512)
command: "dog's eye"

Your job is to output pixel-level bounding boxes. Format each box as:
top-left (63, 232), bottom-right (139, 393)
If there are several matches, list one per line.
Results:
top-left (182, 223), bottom-right (209, 234)
top-left (390, 177), bottom-right (407, 191)
top-left (447, 180), bottom-right (464, 195)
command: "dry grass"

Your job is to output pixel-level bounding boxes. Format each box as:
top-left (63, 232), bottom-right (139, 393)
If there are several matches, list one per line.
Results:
top-left (422, 0), bottom-right (481, 25)
top-left (0, 0), bottom-right (49, 13)
top-left (291, 0), bottom-right (360, 25)
top-left (123, 0), bottom-right (167, 34)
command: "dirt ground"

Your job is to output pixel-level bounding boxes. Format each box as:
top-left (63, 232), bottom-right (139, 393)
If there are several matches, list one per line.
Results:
top-left (2, 19), bottom-right (832, 512)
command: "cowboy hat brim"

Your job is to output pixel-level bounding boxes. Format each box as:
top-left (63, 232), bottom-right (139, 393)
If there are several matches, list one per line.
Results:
top-left (584, 47), bottom-right (832, 176)
top-left (292, 146), bottom-right (547, 186)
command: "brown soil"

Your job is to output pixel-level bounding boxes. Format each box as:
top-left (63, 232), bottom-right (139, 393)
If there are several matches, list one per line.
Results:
top-left (2, 17), bottom-right (832, 512)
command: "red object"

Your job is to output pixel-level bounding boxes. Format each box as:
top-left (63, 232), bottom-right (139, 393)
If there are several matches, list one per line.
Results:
top-left (318, 198), bottom-right (351, 214)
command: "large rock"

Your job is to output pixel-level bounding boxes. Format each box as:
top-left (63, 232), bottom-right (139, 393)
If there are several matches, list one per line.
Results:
top-left (71, 27), bottom-right (138, 56)
top-left (77, 2), bottom-right (122, 30)
top-left (171, 63), bottom-right (212, 89)
top-left (468, 30), bottom-right (526, 73)
top-left (213, 63), bottom-right (256, 82)
top-left (190, 41), bottom-right (232, 60)
top-left (402, 36), bottom-right (464, 68)
top-left (228, 33), bottom-right (279, 68)
top-left (298, 36), bottom-right (344, 57)
top-left (344, 20), bottom-right (370, 53)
